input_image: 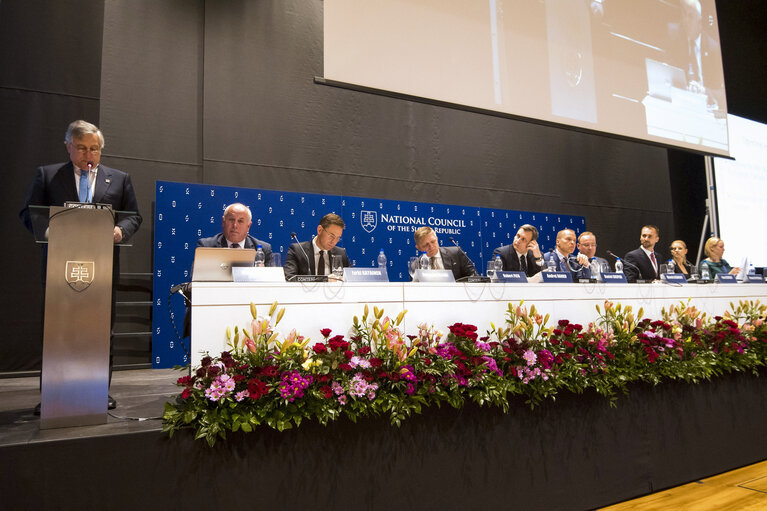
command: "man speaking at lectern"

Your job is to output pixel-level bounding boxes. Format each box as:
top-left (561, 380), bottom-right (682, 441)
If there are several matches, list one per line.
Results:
top-left (19, 120), bottom-right (142, 412)
top-left (20, 120), bottom-right (142, 244)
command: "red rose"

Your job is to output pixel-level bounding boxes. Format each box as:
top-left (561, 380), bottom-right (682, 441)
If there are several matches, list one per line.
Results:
top-left (338, 363), bottom-right (352, 371)
top-left (369, 358), bottom-right (383, 368)
top-left (320, 385), bottom-right (333, 399)
top-left (344, 350), bottom-right (354, 360)
top-left (313, 343), bottom-right (328, 354)
top-left (358, 346), bottom-right (371, 355)
top-left (320, 328), bottom-right (332, 338)
top-left (181, 388), bottom-right (192, 399)
top-left (177, 375), bottom-right (194, 386)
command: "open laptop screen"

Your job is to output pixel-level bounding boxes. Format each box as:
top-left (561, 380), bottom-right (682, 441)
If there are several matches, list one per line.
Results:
top-left (191, 247), bottom-right (256, 282)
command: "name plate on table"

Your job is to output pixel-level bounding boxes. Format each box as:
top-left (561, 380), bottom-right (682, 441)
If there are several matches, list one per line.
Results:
top-left (232, 267), bottom-right (286, 282)
top-left (715, 274), bottom-right (737, 283)
top-left (743, 274), bottom-right (766, 283)
top-left (601, 272), bottom-right (628, 283)
top-left (541, 271), bottom-right (573, 283)
top-left (343, 267), bottom-right (389, 282)
top-left (291, 275), bottom-right (328, 283)
top-left (496, 271), bottom-right (528, 283)
top-left (414, 269), bottom-right (455, 283)
top-left (661, 273), bottom-right (687, 284)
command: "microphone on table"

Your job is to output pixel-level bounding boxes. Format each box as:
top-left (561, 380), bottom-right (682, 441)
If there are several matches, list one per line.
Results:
top-left (291, 232), bottom-right (312, 267)
top-left (607, 250), bottom-right (643, 280)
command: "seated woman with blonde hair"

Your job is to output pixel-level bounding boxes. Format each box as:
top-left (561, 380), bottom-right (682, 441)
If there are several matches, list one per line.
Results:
top-left (700, 237), bottom-right (740, 280)
top-left (669, 240), bottom-right (693, 280)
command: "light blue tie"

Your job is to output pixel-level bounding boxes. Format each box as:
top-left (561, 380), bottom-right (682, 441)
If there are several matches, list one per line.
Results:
top-left (78, 169), bottom-right (89, 202)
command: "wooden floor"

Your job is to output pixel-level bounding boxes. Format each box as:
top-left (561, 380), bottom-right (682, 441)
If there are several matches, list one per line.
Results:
top-left (603, 459), bottom-right (767, 510)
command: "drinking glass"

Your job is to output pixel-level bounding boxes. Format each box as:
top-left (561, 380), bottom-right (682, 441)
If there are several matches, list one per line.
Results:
top-left (331, 254), bottom-right (343, 278)
top-left (408, 257), bottom-right (419, 279)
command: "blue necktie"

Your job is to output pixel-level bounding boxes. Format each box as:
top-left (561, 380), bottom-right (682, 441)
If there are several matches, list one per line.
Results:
top-left (79, 169), bottom-right (89, 202)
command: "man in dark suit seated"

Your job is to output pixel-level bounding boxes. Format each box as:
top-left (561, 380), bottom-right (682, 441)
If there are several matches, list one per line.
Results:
top-left (623, 225), bottom-right (663, 283)
top-left (183, 203), bottom-right (272, 338)
top-left (574, 231), bottom-right (610, 280)
top-left (197, 202), bottom-right (272, 264)
top-left (284, 213), bottom-right (351, 280)
top-left (492, 224), bottom-right (543, 277)
top-left (542, 228), bottom-right (589, 281)
top-left (414, 226), bottom-right (477, 280)
top-left (19, 120), bottom-right (142, 413)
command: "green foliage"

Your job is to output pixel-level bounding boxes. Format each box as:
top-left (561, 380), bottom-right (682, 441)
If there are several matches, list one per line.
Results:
top-left (162, 299), bottom-right (767, 446)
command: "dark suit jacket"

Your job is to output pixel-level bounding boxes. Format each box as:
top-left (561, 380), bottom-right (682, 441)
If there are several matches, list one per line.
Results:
top-left (543, 251), bottom-right (583, 281)
top-left (283, 241), bottom-right (351, 279)
top-left (623, 247), bottom-right (663, 283)
top-left (197, 233), bottom-right (273, 265)
top-left (19, 161), bottom-right (142, 240)
top-left (438, 246), bottom-right (477, 280)
top-left (491, 244), bottom-right (540, 277)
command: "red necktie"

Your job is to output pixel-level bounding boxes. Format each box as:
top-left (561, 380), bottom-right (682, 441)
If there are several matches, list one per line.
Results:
top-left (650, 252), bottom-right (657, 277)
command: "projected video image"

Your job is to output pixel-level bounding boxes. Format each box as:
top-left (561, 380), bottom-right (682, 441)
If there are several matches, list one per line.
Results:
top-left (324, 0), bottom-right (729, 155)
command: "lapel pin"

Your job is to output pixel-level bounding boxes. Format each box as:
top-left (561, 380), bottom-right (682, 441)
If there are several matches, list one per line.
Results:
top-left (105, 179), bottom-right (111, 183)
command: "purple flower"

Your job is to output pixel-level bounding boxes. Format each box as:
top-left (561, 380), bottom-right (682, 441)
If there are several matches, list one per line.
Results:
top-left (348, 373), bottom-right (379, 398)
top-left (523, 349), bottom-right (537, 366)
top-left (475, 340), bottom-right (491, 351)
top-left (481, 356), bottom-right (502, 376)
top-left (277, 370), bottom-right (312, 402)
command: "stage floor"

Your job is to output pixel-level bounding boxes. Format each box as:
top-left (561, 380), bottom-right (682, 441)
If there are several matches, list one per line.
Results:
top-left (0, 368), bottom-right (179, 447)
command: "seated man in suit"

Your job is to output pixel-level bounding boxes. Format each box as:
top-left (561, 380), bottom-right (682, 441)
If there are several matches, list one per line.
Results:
top-left (543, 228), bottom-right (589, 280)
top-left (623, 225), bottom-right (663, 283)
top-left (198, 202), bottom-right (272, 264)
top-left (492, 224), bottom-right (543, 277)
top-left (574, 231), bottom-right (610, 280)
top-left (184, 203), bottom-right (272, 338)
top-left (284, 213), bottom-right (351, 280)
top-left (414, 226), bottom-right (477, 280)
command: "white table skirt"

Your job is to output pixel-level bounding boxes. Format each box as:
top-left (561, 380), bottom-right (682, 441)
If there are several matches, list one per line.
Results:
top-left (191, 281), bottom-right (767, 362)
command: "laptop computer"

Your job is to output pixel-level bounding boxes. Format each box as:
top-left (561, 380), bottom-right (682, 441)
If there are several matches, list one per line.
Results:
top-left (191, 247), bottom-right (256, 282)
top-left (645, 58), bottom-right (686, 101)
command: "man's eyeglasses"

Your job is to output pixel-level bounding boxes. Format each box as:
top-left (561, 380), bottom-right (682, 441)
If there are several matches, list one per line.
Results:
top-left (321, 226), bottom-right (341, 242)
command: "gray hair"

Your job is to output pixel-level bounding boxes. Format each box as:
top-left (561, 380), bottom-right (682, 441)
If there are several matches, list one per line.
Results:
top-left (65, 120), bottom-right (105, 149)
top-left (223, 203), bottom-right (252, 222)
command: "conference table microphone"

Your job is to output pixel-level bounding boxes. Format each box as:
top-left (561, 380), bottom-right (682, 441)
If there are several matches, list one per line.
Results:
top-left (606, 251), bottom-right (644, 281)
top-left (290, 232), bottom-right (312, 267)
top-left (289, 232), bottom-right (327, 282)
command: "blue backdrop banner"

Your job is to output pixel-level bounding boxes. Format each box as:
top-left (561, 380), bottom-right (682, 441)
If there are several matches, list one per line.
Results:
top-left (152, 181), bottom-right (585, 368)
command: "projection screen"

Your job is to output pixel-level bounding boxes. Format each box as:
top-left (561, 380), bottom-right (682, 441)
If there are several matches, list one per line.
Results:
top-left (324, 0), bottom-right (730, 156)
top-left (713, 115), bottom-right (767, 268)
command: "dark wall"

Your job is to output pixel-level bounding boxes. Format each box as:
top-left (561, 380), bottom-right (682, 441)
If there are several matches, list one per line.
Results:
top-left (1, 0), bottom-right (764, 372)
top-left (0, 0), bottom-right (105, 371)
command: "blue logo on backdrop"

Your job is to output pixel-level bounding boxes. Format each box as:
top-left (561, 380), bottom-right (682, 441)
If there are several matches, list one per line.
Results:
top-left (361, 210), bottom-right (377, 233)
top-left (152, 181), bottom-right (584, 368)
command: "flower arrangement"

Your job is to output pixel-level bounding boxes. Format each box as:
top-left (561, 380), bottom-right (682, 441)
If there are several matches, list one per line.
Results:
top-left (163, 299), bottom-right (767, 446)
